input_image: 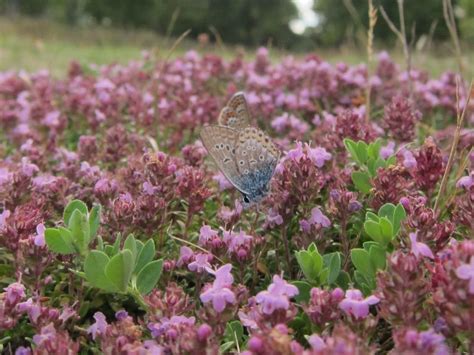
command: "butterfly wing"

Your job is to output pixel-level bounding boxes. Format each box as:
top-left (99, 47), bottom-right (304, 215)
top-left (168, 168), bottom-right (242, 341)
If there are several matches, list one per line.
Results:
top-left (200, 125), bottom-right (250, 194)
top-left (218, 92), bottom-right (250, 129)
top-left (234, 127), bottom-right (280, 192)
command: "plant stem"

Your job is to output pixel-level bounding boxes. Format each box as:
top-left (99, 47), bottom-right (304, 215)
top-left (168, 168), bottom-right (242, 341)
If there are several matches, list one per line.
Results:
top-left (434, 80), bottom-right (473, 214)
top-left (340, 214), bottom-right (350, 271)
top-left (281, 225), bottom-right (292, 277)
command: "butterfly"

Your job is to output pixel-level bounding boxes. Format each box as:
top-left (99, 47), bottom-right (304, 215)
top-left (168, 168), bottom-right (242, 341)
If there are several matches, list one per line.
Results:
top-left (200, 92), bottom-right (280, 208)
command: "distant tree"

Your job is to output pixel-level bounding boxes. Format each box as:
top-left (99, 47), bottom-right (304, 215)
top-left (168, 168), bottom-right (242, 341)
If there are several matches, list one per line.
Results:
top-left (312, 0), bottom-right (457, 46)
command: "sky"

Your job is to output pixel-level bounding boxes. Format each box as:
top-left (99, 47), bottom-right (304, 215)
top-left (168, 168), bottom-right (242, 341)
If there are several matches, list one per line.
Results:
top-left (291, 0), bottom-right (319, 34)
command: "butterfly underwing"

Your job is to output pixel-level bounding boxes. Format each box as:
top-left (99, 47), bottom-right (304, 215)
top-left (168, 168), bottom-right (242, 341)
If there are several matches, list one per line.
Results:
top-left (200, 92), bottom-right (280, 208)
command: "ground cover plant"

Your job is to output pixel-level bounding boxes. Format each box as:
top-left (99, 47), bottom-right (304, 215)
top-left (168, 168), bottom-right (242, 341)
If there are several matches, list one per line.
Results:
top-left (0, 47), bottom-right (473, 354)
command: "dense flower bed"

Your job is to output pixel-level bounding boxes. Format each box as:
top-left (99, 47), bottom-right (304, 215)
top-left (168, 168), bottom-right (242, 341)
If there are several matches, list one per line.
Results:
top-left (0, 47), bottom-right (473, 354)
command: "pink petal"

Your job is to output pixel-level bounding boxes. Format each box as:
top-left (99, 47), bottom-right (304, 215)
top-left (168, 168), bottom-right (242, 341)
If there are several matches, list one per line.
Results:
top-left (417, 242), bottom-right (434, 259)
top-left (456, 264), bottom-right (472, 280)
top-left (365, 295), bottom-right (380, 305)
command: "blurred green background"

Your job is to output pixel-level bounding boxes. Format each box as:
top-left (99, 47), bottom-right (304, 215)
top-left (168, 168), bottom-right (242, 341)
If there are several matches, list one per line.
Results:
top-left (0, 0), bottom-right (472, 75)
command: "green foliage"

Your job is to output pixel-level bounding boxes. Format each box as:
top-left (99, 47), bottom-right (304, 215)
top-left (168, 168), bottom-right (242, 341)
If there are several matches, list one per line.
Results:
top-left (46, 199), bottom-right (162, 304)
top-left (221, 320), bottom-right (245, 353)
top-left (313, 0), bottom-right (454, 46)
top-left (344, 138), bottom-right (396, 194)
top-left (351, 241), bottom-right (387, 294)
top-left (363, 203), bottom-right (407, 247)
top-left (46, 199), bottom-right (101, 255)
top-left (295, 243), bottom-right (344, 287)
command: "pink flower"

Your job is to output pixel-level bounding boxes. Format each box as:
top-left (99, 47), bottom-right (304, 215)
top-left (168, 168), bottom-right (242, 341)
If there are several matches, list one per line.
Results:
top-left (306, 145), bottom-right (332, 168)
top-left (255, 275), bottom-right (298, 315)
top-left (177, 246), bottom-right (194, 267)
top-left (300, 207), bottom-right (331, 232)
top-left (34, 223), bottom-right (46, 247)
top-left (380, 141), bottom-right (395, 159)
top-left (455, 256), bottom-right (474, 294)
top-left (200, 264), bottom-right (236, 312)
top-left (87, 312), bottom-right (108, 340)
top-left (188, 253), bottom-right (212, 273)
top-left (212, 172), bottom-right (233, 191)
top-left (456, 173), bottom-right (473, 189)
top-left (339, 289), bottom-right (379, 319)
top-left (286, 141), bottom-right (304, 162)
top-left (4, 282), bottom-right (25, 304)
top-left (409, 232), bottom-right (434, 259)
top-left (402, 150), bottom-right (417, 169)
top-left (199, 225), bottom-right (219, 245)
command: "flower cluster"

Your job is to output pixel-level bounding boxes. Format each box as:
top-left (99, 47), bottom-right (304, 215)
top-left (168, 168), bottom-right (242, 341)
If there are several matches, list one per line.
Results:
top-left (0, 47), bottom-right (472, 353)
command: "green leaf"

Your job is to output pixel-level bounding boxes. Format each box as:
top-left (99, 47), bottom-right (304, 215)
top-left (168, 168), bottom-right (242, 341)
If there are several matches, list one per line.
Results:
top-left (319, 267), bottom-right (329, 284)
top-left (369, 244), bottom-right (386, 270)
top-left (336, 271), bottom-right (351, 289)
top-left (366, 212), bottom-right (379, 222)
top-left (367, 158), bottom-right (377, 177)
top-left (392, 204), bottom-right (407, 236)
top-left (135, 239), bottom-right (156, 274)
top-left (364, 220), bottom-right (384, 245)
top-left (351, 248), bottom-right (374, 276)
top-left (367, 139), bottom-right (381, 160)
top-left (356, 141), bottom-right (368, 164)
top-left (363, 241), bottom-right (379, 251)
top-left (292, 281), bottom-right (312, 303)
top-left (124, 234), bottom-right (137, 264)
top-left (354, 270), bottom-right (374, 294)
top-left (344, 138), bottom-right (360, 163)
top-left (323, 252), bottom-right (341, 285)
top-left (104, 245), bottom-right (114, 257)
top-left (295, 250), bottom-right (322, 282)
top-left (89, 204), bottom-right (101, 239)
top-left (105, 250), bottom-right (134, 292)
top-left (374, 157), bottom-right (387, 171)
top-left (69, 209), bottom-right (90, 252)
top-left (45, 228), bottom-right (76, 254)
top-left (220, 341), bottom-right (236, 353)
top-left (63, 199), bottom-right (88, 227)
top-left (386, 155), bottom-right (397, 165)
top-left (352, 171), bottom-right (372, 194)
top-left (97, 236), bottom-right (104, 251)
top-left (111, 234), bottom-right (122, 256)
top-left (136, 259), bottom-right (163, 295)
top-left (379, 217), bottom-right (393, 242)
top-left (307, 242), bottom-right (317, 253)
top-left (224, 321), bottom-right (244, 343)
top-left (378, 203), bottom-right (396, 222)
top-left (84, 251), bottom-right (117, 292)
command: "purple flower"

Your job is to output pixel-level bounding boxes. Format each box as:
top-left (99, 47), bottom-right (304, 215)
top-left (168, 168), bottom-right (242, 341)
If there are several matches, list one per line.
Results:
top-left (255, 275), bottom-right (298, 315)
top-left (14, 346), bottom-right (31, 355)
top-left (148, 315), bottom-right (195, 337)
top-left (265, 208), bottom-right (283, 227)
top-left (409, 232), bottom-right (434, 259)
top-left (402, 150), bottom-right (417, 169)
top-left (380, 141), bottom-right (395, 159)
top-left (32, 323), bottom-right (57, 347)
top-left (115, 310), bottom-right (128, 321)
top-left (286, 141), bottom-right (304, 162)
top-left (456, 173), bottom-right (473, 189)
top-left (339, 289), bottom-right (379, 319)
top-left (199, 225), bottom-right (218, 245)
top-left (87, 311), bottom-right (108, 340)
top-left (200, 264), bottom-right (236, 312)
top-left (300, 207), bottom-right (331, 232)
top-left (4, 282), bottom-right (25, 304)
top-left (212, 172), bottom-right (233, 191)
top-left (455, 256), bottom-right (474, 294)
top-left (188, 253), bottom-right (212, 273)
top-left (34, 223), bottom-right (46, 247)
top-left (17, 298), bottom-right (41, 323)
top-left (177, 246), bottom-right (194, 267)
top-left (306, 145), bottom-right (332, 168)
top-left (308, 334), bottom-right (326, 351)
top-left (143, 181), bottom-right (156, 195)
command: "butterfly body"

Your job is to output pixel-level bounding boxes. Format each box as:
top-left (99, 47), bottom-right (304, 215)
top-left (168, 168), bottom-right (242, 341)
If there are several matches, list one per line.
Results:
top-left (200, 92), bottom-right (280, 208)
